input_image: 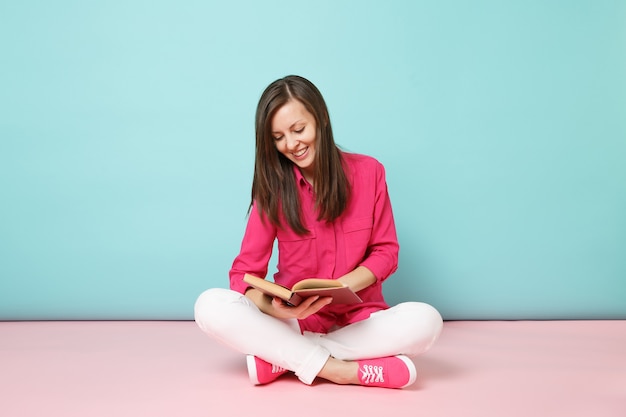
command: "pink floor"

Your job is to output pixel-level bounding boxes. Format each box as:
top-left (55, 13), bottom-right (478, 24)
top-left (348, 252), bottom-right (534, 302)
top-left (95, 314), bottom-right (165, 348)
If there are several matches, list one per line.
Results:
top-left (1, 320), bottom-right (624, 417)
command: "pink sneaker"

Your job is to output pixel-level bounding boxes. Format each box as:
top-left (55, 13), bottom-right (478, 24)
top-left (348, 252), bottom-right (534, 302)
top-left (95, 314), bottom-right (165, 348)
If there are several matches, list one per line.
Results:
top-left (357, 355), bottom-right (417, 388)
top-left (246, 355), bottom-right (289, 385)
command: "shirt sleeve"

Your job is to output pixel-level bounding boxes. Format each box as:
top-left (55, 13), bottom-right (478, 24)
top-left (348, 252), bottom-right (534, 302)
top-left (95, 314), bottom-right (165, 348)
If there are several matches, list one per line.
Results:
top-left (229, 202), bottom-right (277, 294)
top-left (358, 161), bottom-right (399, 282)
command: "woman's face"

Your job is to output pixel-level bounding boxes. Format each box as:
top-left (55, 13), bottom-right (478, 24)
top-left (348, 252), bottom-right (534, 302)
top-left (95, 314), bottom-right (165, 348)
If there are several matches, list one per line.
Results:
top-left (271, 99), bottom-right (317, 181)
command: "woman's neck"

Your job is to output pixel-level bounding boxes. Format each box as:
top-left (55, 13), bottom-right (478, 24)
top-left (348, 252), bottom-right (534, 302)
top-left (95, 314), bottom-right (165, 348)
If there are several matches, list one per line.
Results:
top-left (301, 167), bottom-right (314, 186)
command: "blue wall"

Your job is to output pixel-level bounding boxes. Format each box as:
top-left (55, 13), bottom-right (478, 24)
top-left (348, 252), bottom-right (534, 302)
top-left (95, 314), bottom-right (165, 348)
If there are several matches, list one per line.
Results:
top-left (1, 1), bottom-right (625, 320)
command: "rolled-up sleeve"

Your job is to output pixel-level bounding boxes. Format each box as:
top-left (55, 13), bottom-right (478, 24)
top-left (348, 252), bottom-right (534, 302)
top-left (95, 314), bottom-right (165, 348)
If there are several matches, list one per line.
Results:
top-left (358, 161), bottom-right (399, 282)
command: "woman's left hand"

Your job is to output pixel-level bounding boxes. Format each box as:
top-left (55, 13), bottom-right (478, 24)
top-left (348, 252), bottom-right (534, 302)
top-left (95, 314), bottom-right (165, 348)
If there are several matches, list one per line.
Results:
top-left (270, 295), bottom-right (332, 320)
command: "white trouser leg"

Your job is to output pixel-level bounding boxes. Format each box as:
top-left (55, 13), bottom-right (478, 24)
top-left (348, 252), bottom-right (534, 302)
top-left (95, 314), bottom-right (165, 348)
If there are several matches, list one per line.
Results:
top-left (194, 288), bottom-right (330, 385)
top-left (305, 302), bottom-right (443, 361)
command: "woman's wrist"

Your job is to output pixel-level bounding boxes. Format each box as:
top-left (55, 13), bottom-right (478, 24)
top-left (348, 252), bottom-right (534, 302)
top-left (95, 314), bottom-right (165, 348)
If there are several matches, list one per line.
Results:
top-left (338, 266), bottom-right (376, 292)
top-left (244, 288), bottom-right (274, 314)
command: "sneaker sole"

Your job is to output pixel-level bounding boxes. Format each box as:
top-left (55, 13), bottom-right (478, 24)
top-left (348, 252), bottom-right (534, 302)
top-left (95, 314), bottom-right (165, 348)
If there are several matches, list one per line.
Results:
top-left (246, 354), bottom-right (261, 385)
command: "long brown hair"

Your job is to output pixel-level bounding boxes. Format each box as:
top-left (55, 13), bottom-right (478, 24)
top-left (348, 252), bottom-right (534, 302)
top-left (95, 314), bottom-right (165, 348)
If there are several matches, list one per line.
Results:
top-left (251, 75), bottom-right (350, 235)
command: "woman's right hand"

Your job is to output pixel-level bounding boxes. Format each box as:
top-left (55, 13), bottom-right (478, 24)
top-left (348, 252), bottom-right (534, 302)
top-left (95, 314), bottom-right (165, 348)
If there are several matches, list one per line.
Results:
top-left (269, 295), bottom-right (332, 320)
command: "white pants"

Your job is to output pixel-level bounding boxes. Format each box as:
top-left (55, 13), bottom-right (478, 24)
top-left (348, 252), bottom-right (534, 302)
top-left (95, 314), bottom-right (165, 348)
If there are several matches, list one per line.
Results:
top-left (194, 288), bottom-right (443, 385)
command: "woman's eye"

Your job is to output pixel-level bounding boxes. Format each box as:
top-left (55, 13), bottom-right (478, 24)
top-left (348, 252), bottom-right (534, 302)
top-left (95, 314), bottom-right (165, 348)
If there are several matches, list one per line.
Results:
top-left (273, 136), bottom-right (283, 141)
top-left (294, 127), bottom-right (304, 134)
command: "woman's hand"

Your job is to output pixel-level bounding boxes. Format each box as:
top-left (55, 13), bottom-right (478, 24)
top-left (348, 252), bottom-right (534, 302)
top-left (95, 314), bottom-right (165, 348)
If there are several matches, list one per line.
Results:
top-left (269, 295), bottom-right (332, 320)
top-left (244, 287), bottom-right (331, 319)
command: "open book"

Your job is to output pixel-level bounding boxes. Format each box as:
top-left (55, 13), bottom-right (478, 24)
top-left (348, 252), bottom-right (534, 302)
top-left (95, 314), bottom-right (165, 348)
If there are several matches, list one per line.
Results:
top-left (243, 274), bottom-right (363, 306)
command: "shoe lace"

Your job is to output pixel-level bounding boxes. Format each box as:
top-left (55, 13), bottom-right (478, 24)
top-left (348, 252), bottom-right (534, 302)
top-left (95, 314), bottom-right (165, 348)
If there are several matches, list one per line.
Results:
top-left (271, 364), bottom-right (286, 374)
top-left (360, 364), bottom-right (384, 384)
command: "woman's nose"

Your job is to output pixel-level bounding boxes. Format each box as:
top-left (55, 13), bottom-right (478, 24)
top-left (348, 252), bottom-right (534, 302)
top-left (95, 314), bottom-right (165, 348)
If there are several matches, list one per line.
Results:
top-left (285, 134), bottom-right (299, 150)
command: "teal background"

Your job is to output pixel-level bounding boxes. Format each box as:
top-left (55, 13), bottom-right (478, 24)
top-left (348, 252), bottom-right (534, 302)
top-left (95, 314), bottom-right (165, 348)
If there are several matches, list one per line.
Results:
top-left (1, 1), bottom-right (625, 320)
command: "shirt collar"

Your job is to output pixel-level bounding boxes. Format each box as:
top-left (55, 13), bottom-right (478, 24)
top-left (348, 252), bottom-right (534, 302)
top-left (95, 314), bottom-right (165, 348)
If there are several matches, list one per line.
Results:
top-left (292, 165), bottom-right (313, 193)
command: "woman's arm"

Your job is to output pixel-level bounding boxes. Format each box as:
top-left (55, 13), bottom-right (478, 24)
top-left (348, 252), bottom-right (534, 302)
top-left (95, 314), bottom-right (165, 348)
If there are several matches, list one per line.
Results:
top-left (229, 202), bottom-right (276, 294)
top-left (356, 160), bottom-right (399, 283)
top-left (337, 265), bottom-right (377, 292)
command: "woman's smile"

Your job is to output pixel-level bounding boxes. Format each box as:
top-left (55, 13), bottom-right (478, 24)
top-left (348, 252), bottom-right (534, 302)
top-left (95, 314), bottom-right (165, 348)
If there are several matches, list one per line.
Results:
top-left (292, 146), bottom-right (309, 159)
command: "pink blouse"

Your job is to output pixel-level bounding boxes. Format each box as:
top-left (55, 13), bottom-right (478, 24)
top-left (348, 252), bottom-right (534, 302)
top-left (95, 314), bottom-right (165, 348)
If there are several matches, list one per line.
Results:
top-left (229, 152), bottom-right (399, 333)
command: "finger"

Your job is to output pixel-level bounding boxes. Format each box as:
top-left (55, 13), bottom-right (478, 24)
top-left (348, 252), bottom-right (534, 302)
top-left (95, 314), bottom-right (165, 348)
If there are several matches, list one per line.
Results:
top-left (297, 297), bottom-right (332, 318)
top-left (314, 296), bottom-right (333, 307)
top-left (271, 297), bottom-right (293, 311)
top-left (296, 295), bottom-right (320, 310)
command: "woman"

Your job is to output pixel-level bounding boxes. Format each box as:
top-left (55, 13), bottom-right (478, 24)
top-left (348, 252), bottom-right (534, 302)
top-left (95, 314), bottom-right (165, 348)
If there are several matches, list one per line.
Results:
top-left (194, 75), bottom-right (442, 388)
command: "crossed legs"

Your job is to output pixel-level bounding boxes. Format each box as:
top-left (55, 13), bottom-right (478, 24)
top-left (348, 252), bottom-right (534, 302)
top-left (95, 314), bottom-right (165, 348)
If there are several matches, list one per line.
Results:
top-left (194, 288), bottom-right (443, 385)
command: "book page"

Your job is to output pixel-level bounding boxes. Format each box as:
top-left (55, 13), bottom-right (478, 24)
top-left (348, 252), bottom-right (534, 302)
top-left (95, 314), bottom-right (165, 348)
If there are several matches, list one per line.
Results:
top-left (292, 278), bottom-right (344, 291)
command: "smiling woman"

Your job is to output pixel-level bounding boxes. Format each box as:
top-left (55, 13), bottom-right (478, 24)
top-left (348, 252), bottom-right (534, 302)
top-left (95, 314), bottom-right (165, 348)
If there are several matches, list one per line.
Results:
top-left (193, 75), bottom-right (443, 389)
